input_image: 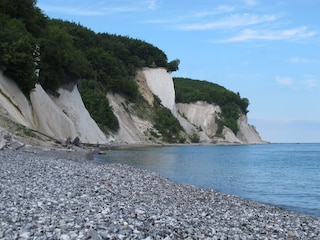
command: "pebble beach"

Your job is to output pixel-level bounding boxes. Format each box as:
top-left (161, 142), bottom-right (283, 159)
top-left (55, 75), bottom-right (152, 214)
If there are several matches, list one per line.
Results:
top-left (1, 148), bottom-right (319, 239)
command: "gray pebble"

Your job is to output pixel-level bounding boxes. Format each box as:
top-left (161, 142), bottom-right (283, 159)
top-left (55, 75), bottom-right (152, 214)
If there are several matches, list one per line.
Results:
top-left (0, 149), bottom-right (319, 239)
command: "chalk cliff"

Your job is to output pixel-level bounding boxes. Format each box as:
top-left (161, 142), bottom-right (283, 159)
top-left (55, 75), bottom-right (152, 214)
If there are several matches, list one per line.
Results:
top-left (237, 114), bottom-right (264, 144)
top-left (0, 68), bottom-right (264, 146)
top-left (0, 71), bottom-right (107, 144)
top-left (141, 68), bottom-right (176, 112)
top-left (176, 101), bottom-right (220, 137)
top-left (107, 92), bottom-right (153, 144)
top-left (175, 101), bottom-right (264, 144)
top-left (0, 71), bottom-right (34, 129)
top-left (138, 68), bottom-right (265, 144)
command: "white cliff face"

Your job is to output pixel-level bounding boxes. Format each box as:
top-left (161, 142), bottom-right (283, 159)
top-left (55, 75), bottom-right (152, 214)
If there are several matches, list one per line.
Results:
top-left (0, 71), bottom-right (34, 128)
top-left (176, 100), bottom-right (265, 144)
top-left (137, 68), bottom-right (265, 144)
top-left (50, 85), bottom-right (107, 144)
top-left (142, 68), bottom-right (175, 112)
top-left (135, 70), bottom-right (154, 106)
top-left (30, 84), bottom-right (77, 140)
top-left (1, 68), bottom-right (264, 145)
top-left (176, 102), bottom-right (220, 137)
top-left (0, 71), bottom-right (107, 144)
top-left (107, 93), bottom-right (153, 144)
top-left (221, 127), bottom-right (242, 144)
top-left (108, 67), bottom-right (179, 144)
top-left (236, 114), bottom-right (265, 144)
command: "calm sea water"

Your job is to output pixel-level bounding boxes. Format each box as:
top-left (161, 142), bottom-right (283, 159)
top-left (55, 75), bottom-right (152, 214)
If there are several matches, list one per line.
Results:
top-left (95, 144), bottom-right (320, 217)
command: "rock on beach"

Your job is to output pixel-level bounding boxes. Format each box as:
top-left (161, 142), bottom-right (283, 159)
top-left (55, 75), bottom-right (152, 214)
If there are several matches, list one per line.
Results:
top-left (0, 148), bottom-right (319, 239)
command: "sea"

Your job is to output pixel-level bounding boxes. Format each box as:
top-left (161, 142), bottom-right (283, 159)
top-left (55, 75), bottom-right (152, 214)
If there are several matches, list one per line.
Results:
top-left (94, 143), bottom-right (320, 217)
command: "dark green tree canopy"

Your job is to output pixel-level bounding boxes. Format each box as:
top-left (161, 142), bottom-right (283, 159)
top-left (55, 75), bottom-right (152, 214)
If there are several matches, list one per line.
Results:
top-left (0, 0), bottom-right (250, 138)
top-left (0, 0), bottom-right (179, 133)
top-left (167, 59), bottom-right (180, 72)
top-left (0, 0), bottom-right (174, 94)
top-left (174, 78), bottom-right (249, 113)
top-left (0, 0), bottom-right (47, 37)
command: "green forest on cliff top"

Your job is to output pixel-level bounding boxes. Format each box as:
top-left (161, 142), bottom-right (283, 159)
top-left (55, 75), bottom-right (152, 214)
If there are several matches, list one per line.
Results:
top-left (0, 0), bottom-right (249, 141)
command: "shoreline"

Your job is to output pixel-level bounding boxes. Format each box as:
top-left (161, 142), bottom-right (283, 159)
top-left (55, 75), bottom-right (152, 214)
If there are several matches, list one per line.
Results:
top-left (94, 143), bottom-right (320, 218)
top-left (102, 140), bottom-right (270, 151)
top-left (1, 147), bottom-right (319, 239)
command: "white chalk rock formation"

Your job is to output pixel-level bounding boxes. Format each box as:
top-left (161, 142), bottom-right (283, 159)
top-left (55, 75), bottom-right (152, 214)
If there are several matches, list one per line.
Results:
top-left (0, 71), bottom-right (107, 144)
top-left (50, 85), bottom-right (107, 144)
top-left (176, 100), bottom-right (264, 144)
top-left (135, 70), bottom-right (154, 106)
top-left (1, 67), bottom-right (264, 145)
top-left (0, 71), bottom-right (34, 128)
top-left (107, 93), bottom-right (152, 144)
top-left (137, 68), bottom-right (265, 144)
top-left (176, 101), bottom-right (220, 137)
top-left (142, 68), bottom-right (175, 112)
top-left (221, 127), bottom-right (242, 144)
top-left (237, 114), bottom-right (264, 144)
top-left (30, 84), bottom-right (77, 140)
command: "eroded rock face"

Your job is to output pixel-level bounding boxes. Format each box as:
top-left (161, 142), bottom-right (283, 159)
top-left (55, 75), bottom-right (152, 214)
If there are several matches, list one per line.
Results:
top-left (50, 85), bottom-right (107, 144)
top-left (141, 68), bottom-right (175, 112)
top-left (0, 71), bottom-right (34, 128)
top-left (0, 71), bottom-right (107, 144)
top-left (107, 93), bottom-right (153, 144)
top-left (1, 68), bottom-right (264, 145)
top-left (176, 101), bottom-right (264, 144)
top-left (237, 114), bottom-right (265, 144)
top-left (134, 68), bottom-right (265, 144)
top-left (176, 101), bottom-right (220, 138)
top-left (135, 70), bottom-right (154, 106)
top-left (30, 84), bottom-right (77, 140)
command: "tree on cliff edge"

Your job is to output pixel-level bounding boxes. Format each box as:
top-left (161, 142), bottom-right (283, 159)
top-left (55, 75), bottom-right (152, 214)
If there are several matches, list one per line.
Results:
top-left (167, 59), bottom-right (180, 72)
top-left (0, 0), bottom-right (47, 93)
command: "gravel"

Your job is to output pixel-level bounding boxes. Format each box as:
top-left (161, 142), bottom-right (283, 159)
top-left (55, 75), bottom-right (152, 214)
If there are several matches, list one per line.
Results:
top-left (0, 148), bottom-right (319, 239)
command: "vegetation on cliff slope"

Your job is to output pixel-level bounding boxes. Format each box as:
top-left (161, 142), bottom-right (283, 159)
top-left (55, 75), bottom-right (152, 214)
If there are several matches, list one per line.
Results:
top-left (153, 96), bottom-right (185, 143)
top-left (0, 0), bottom-right (180, 137)
top-left (1, 0), bottom-right (250, 141)
top-left (174, 78), bottom-right (249, 134)
top-left (0, 0), bottom-right (46, 93)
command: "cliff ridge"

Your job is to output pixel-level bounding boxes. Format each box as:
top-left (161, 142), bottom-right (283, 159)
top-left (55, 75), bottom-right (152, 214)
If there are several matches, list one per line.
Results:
top-left (0, 68), bottom-right (265, 146)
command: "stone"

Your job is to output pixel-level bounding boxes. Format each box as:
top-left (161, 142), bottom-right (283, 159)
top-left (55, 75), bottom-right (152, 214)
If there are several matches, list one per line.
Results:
top-left (60, 234), bottom-right (70, 240)
top-left (135, 209), bottom-right (145, 215)
top-left (86, 229), bottom-right (102, 240)
top-left (0, 149), bottom-right (319, 240)
top-left (72, 136), bottom-right (80, 146)
top-left (18, 232), bottom-right (29, 240)
top-left (0, 137), bottom-right (6, 150)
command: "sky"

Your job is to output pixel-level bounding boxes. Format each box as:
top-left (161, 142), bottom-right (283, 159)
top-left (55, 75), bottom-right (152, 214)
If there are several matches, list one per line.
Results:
top-left (36, 0), bottom-right (320, 143)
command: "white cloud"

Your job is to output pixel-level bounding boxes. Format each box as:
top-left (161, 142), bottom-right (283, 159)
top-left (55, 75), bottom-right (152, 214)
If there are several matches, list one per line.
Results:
top-left (193, 5), bottom-right (235, 17)
top-left (275, 76), bottom-right (318, 90)
top-left (290, 57), bottom-right (310, 63)
top-left (146, 0), bottom-right (157, 10)
top-left (178, 13), bottom-right (276, 31)
top-left (39, 1), bottom-right (156, 16)
top-left (290, 57), bottom-right (320, 65)
top-left (147, 5), bottom-right (236, 26)
top-left (305, 79), bottom-right (318, 89)
top-left (39, 5), bottom-right (104, 16)
top-left (223, 26), bottom-right (317, 42)
top-left (41, 4), bottom-right (140, 16)
top-left (276, 76), bottom-right (293, 86)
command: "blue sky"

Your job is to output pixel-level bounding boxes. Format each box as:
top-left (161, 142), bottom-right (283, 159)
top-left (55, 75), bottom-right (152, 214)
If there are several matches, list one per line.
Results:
top-left (36, 0), bottom-right (320, 143)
